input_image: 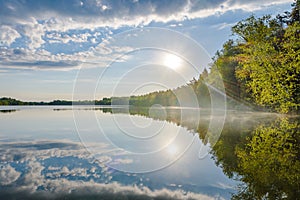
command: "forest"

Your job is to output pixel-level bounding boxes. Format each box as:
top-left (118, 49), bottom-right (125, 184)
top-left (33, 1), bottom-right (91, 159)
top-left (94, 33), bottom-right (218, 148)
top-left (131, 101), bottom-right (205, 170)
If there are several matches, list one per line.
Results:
top-left (0, 97), bottom-right (111, 106)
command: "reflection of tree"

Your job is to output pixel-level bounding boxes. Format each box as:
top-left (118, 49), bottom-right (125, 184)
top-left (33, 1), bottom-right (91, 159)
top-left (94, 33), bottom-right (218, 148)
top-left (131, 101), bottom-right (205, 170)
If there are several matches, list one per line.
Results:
top-left (209, 114), bottom-right (277, 179)
top-left (0, 109), bottom-right (18, 113)
top-left (99, 106), bottom-right (300, 198)
top-left (233, 118), bottom-right (300, 200)
top-left (210, 122), bottom-right (249, 179)
top-left (100, 106), bottom-right (203, 132)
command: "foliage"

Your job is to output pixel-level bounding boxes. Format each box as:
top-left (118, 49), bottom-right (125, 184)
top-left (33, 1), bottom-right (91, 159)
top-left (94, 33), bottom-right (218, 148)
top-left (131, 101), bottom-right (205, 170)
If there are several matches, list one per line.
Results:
top-left (0, 97), bottom-right (24, 105)
top-left (234, 118), bottom-right (300, 199)
top-left (233, 14), bottom-right (300, 113)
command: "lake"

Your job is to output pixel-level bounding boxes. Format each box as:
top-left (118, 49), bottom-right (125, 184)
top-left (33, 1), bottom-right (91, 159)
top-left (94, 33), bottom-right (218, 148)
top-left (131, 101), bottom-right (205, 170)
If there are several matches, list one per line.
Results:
top-left (0, 106), bottom-right (298, 199)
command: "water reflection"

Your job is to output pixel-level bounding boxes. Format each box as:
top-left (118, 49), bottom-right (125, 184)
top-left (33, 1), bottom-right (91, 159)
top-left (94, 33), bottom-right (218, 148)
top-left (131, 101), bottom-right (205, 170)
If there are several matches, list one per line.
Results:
top-left (233, 117), bottom-right (300, 199)
top-left (100, 106), bottom-right (300, 199)
top-left (0, 106), bottom-right (235, 200)
top-left (0, 106), bottom-right (298, 199)
top-left (0, 109), bottom-right (18, 113)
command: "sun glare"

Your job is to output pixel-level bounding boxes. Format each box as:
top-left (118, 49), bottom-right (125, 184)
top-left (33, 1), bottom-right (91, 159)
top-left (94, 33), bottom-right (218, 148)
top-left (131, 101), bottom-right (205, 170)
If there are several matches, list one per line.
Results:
top-left (163, 53), bottom-right (182, 70)
top-left (167, 144), bottom-right (178, 156)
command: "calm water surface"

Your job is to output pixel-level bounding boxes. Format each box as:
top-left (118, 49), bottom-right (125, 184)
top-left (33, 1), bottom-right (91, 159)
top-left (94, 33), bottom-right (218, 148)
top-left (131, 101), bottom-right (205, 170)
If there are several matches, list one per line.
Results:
top-left (0, 106), bottom-right (298, 199)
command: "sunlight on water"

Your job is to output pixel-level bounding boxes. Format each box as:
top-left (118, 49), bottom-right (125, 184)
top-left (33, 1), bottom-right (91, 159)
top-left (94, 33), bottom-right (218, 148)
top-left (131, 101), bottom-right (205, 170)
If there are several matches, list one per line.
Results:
top-left (166, 144), bottom-right (178, 156)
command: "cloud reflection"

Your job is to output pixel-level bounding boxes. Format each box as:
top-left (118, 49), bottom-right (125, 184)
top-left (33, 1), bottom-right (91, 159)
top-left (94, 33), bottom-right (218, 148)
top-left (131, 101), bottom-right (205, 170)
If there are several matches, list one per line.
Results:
top-left (0, 140), bottom-right (224, 200)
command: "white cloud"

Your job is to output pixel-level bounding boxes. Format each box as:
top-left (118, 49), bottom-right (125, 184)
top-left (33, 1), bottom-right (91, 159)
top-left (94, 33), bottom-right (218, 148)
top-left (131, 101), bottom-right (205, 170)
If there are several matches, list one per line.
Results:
top-left (182, 0), bottom-right (293, 19)
top-left (22, 160), bottom-right (45, 191)
top-left (0, 0), bottom-right (292, 71)
top-left (38, 180), bottom-right (217, 200)
top-left (0, 36), bottom-right (134, 71)
top-left (0, 25), bottom-right (21, 46)
top-left (46, 32), bottom-right (92, 44)
top-left (0, 0), bottom-right (293, 39)
top-left (48, 166), bottom-right (61, 171)
top-left (0, 139), bottom-right (230, 199)
top-left (211, 22), bottom-right (237, 30)
top-left (225, 0), bottom-right (293, 11)
top-left (0, 164), bottom-right (21, 185)
top-left (111, 158), bottom-right (133, 165)
top-left (25, 19), bottom-right (45, 50)
top-left (46, 166), bottom-right (89, 178)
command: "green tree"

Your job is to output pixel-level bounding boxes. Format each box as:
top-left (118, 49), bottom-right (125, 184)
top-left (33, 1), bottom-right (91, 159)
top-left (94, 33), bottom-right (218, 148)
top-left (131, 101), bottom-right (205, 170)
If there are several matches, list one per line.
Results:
top-left (233, 15), bottom-right (299, 113)
top-left (211, 40), bottom-right (243, 101)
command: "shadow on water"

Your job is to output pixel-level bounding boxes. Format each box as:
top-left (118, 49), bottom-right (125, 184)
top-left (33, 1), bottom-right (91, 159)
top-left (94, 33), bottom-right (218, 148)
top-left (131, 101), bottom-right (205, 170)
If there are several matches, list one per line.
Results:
top-left (99, 106), bottom-right (300, 199)
top-left (0, 109), bottom-right (18, 113)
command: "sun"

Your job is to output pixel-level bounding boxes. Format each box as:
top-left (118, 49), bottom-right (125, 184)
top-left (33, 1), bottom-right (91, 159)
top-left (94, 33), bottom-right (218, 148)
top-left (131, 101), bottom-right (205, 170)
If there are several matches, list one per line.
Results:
top-left (166, 144), bottom-right (178, 156)
top-left (163, 53), bottom-right (182, 70)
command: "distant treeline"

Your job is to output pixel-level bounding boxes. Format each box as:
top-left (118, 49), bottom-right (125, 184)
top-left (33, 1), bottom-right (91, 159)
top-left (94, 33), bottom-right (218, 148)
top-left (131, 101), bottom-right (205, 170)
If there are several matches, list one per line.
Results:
top-left (0, 97), bottom-right (111, 106)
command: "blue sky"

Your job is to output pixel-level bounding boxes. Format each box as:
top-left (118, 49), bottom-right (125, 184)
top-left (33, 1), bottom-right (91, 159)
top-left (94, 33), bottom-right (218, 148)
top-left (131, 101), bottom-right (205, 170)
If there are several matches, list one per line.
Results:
top-left (0, 0), bottom-right (294, 101)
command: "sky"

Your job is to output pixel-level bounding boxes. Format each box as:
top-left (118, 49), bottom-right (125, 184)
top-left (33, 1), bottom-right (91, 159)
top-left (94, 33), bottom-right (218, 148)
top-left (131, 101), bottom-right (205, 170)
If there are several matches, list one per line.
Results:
top-left (0, 0), bottom-right (294, 101)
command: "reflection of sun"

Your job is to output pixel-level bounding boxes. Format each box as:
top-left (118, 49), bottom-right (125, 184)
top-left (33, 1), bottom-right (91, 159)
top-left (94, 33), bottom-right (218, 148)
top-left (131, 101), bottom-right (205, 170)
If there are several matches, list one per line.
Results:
top-left (167, 144), bottom-right (178, 156)
top-left (163, 53), bottom-right (182, 70)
